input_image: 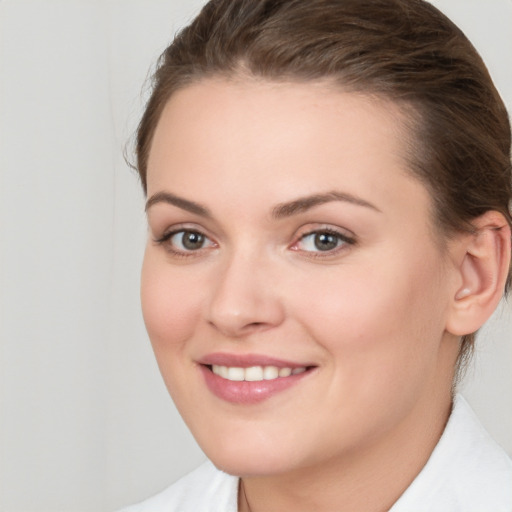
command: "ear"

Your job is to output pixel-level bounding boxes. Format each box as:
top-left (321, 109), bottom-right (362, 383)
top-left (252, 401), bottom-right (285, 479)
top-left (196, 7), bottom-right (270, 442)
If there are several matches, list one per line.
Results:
top-left (446, 211), bottom-right (511, 336)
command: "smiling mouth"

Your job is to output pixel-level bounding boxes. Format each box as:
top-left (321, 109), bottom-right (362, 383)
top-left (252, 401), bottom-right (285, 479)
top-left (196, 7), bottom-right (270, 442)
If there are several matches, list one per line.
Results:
top-left (209, 364), bottom-right (309, 382)
top-left (199, 363), bottom-right (316, 404)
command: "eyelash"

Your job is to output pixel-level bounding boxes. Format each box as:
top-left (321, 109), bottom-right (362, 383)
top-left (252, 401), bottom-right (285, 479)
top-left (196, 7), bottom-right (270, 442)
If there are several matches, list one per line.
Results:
top-left (153, 226), bottom-right (356, 259)
top-left (153, 228), bottom-right (216, 258)
top-left (291, 228), bottom-right (356, 258)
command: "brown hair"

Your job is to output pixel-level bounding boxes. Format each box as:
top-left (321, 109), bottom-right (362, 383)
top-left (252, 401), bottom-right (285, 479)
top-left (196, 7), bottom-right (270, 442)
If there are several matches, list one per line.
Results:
top-left (135, 0), bottom-right (512, 376)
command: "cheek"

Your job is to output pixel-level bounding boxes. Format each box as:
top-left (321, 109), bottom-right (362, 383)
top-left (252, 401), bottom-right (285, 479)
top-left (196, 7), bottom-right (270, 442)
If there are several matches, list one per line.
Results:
top-left (286, 256), bottom-right (449, 440)
top-left (140, 249), bottom-right (202, 352)
top-left (292, 252), bottom-right (447, 368)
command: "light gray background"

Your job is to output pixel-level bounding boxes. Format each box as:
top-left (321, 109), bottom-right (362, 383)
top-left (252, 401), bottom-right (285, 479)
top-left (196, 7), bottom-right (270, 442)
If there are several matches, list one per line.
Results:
top-left (0, 1), bottom-right (510, 511)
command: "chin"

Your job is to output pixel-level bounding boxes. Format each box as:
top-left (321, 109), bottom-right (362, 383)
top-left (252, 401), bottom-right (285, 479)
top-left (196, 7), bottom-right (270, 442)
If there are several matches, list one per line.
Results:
top-left (202, 441), bottom-right (301, 478)
top-left (212, 457), bottom-right (292, 478)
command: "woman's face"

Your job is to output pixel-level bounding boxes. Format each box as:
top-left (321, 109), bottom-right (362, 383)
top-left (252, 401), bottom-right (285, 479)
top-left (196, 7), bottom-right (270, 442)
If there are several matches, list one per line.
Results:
top-left (141, 79), bottom-right (461, 476)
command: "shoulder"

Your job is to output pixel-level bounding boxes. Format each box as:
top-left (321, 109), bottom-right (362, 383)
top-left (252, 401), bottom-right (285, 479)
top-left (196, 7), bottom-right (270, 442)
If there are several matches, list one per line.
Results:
top-left (118, 461), bottom-right (239, 512)
top-left (392, 394), bottom-right (512, 512)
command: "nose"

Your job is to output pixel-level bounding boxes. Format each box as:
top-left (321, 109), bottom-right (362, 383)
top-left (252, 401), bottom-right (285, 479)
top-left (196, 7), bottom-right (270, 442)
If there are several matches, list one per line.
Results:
top-left (206, 250), bottom-right (286, 338)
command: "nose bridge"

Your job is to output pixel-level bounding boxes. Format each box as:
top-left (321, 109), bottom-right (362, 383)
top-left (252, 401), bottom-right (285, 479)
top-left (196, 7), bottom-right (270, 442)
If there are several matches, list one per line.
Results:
top-left (206, 243), bottom-right (284, 336)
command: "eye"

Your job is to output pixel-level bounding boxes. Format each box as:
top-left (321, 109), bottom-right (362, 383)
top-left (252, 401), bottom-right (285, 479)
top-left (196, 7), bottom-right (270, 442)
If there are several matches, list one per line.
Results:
top-left (171, 230), bottom-right (209, 251)
top-left (155, 229), bottom-right (216, 255)
top-left (293, 229), bottom-right (355, 254)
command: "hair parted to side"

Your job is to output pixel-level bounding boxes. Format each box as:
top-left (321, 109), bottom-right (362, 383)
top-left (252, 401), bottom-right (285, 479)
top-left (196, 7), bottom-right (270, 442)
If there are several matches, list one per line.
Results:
top-left (136, 0), bottom-right (512, 378)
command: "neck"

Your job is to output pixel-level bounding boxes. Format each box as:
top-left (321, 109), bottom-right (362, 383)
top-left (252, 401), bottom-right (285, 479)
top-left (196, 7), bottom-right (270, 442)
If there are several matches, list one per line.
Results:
top-left (238, 385), bottom-right (454, 512)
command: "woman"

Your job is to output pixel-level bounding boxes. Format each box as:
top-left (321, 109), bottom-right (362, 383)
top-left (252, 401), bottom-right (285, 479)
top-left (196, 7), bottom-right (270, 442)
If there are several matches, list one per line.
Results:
top-left (121, 0), bottom-right (512, 510)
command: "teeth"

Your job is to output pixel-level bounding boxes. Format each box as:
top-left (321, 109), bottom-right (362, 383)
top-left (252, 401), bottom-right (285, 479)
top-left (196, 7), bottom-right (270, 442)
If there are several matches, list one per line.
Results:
top-left (211, 365), bottom-right (307, 382)
top-left (245, 366), bottom-right (263, 381)
top-left (226, 367), bottom-right (244, 381)
top-left (263, 366), bottom-right (279, 380)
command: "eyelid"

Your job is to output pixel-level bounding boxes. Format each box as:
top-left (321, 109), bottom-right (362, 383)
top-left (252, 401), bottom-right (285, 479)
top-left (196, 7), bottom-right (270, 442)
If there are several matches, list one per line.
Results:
top-left (152, 222), bottom-right (210, 242)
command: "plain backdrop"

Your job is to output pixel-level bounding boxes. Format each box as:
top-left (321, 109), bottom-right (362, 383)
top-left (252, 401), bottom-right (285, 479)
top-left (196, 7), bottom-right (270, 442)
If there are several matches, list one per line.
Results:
top-left (0, 1), bottom-right (511, 511)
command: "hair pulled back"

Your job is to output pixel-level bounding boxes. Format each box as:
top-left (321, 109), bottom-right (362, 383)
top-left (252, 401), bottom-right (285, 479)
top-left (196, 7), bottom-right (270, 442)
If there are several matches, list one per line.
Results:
top-left (136, 0), bottom-right (512, 374)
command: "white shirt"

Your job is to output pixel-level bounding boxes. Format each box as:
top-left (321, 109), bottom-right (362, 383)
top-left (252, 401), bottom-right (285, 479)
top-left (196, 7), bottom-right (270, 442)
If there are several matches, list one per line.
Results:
top-left (119, 395), bottom-right (512, 512)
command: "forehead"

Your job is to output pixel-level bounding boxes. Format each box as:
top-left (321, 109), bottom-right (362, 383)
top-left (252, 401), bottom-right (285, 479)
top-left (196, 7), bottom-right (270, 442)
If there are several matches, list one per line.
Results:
top-left (147, 78), bottom-right (431, 225)
top-left (151, 78), bottom-right (411, 152)
top-left (149, 79), bottom-right (411, 174)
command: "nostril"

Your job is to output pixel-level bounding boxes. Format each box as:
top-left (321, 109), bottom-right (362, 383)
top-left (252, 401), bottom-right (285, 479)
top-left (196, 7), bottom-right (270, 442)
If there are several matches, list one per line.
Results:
top-left (244, 321), bottom-right (273, 333)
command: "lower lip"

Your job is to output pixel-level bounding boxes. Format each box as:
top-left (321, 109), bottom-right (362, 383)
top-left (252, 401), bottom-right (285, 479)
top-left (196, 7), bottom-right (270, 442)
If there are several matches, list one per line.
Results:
top-left (199, 365), bottom-right (312, 404)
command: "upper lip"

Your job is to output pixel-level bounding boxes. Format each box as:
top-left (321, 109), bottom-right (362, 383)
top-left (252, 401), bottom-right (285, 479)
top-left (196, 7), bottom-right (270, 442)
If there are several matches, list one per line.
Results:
top-left (197, 352), bottom-right (314, 369)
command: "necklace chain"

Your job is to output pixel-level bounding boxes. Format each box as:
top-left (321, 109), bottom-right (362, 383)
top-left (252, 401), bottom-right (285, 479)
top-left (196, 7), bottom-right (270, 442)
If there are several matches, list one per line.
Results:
top-left (240, 479), bottom-right (253, 512)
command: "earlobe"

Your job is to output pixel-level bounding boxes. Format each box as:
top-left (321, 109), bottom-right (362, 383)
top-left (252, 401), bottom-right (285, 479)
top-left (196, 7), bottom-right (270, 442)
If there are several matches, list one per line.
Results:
top-left (447, 211), bottom-right (511, 336)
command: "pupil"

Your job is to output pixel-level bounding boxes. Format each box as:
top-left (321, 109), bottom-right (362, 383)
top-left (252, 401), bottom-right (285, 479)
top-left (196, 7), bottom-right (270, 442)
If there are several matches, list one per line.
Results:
top-left (183, 231), bottom-right (204, 250)
top-left (314, 232), bottom-right (338, 251)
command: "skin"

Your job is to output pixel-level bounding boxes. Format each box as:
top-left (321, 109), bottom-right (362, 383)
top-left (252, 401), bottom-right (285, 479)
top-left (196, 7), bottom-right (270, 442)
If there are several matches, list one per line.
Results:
top-left (141, 79), bottom-right (477, 512)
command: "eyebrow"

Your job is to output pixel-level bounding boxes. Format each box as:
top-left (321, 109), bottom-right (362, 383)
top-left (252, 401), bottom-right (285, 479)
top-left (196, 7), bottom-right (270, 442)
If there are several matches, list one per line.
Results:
top-left (145, 189), bottom-right (380, 219)
top-left (271, 191), bottom-right (381, 219)
top-left (145, 191), bottom-right (212, 217)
